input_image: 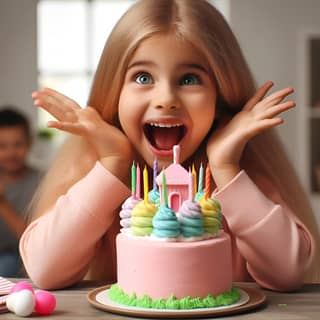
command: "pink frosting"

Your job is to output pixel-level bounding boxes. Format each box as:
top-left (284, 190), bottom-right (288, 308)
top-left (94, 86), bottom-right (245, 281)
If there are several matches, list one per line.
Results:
top-left (116, 232), bottom-right (232, 299)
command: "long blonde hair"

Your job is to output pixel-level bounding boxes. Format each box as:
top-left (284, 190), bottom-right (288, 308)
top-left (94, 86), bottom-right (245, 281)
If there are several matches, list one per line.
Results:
top-left (32, 0), bottom-right (320, 282)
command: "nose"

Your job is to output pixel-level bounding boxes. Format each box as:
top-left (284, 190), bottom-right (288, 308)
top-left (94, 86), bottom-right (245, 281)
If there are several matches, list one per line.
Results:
top-left (153, 82), bottom-right (179, 110)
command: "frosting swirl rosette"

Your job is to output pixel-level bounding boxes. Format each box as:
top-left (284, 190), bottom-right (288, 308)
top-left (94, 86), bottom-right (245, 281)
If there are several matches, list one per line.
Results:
top-left (178, 200), bottom-right (204, 238)
top-left (148, 188), bottom-right (160, 207)
top-left (131, 200), bottom-right (157, 236)
top-left (198, 197), bottom-right (222, 235)
top-left (119, 196), bottom-right (140, 230)
top-left (152, 205), bottom-right (180, 238)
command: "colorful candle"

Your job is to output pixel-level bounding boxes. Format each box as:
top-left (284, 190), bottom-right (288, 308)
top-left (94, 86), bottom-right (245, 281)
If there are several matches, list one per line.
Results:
top-left (198, 163), bottom-right (204, 193)
top-left (205, 164), bottom-right (211, 199)
top-left (173, 145), bottom-right (180, 164)
top-left (192, 164), bottom-right (197, 194)
top-left (162, 170), bottom-right (168, 206)
top-left (143, 166), bottom-right (149, 204)
top-left (188, 168), bottom-right (194, 201)
top-left (136, 164), bottom-right (141, 199)
top-left (153, 159), bottom-right (158, 190)
top-left (131, 162), bottom-right (136, 198)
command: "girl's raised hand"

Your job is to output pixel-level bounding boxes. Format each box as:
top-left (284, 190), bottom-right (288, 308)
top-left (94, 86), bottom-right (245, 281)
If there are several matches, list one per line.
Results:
top-left (32, 88), bottom-right (133, 178)
top-left (207, 81), bottom-right (295, 187)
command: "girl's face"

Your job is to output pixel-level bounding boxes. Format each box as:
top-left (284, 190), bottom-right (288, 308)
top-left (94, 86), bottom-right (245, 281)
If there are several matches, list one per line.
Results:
top-left (118, 33), bottom-right (216, 168)
top-left (0, 126), bottom-right (30, 174)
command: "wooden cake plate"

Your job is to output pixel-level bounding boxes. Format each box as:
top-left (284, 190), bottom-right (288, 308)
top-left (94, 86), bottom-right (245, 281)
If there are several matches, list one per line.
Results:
top-left (87, 283), bottom-right (267, 318)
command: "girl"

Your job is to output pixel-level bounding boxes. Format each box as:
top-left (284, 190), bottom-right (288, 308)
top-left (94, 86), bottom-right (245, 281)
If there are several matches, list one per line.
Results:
top-left (20, 0), bottom-right (319, 290)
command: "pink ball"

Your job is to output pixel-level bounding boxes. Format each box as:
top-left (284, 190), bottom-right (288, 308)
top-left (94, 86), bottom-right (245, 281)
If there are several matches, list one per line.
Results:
top-left (34, 290), bottom-right (56, 315)
top-left (10, 281), bottom-right (34, 294)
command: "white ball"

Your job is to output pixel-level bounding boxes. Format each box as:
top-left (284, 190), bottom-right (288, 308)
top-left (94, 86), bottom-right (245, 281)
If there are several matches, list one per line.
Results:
top-left (13, 289), bottom-right (35, 317)
top-left (6, 292), bottom-right (19, 312)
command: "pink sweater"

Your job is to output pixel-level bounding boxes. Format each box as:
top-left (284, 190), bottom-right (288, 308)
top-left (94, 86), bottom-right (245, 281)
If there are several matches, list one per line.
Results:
top-left (20, 162), bottom-right (314, 291)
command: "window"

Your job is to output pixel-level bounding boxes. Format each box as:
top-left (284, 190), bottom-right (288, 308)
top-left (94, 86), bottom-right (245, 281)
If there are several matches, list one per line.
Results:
top-left (37, 0), bottom-right (134, 129)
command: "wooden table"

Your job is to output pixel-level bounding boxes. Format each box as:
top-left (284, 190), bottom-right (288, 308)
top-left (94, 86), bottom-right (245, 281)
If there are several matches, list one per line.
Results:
top-left (2, 281), bottom-right (320, 319)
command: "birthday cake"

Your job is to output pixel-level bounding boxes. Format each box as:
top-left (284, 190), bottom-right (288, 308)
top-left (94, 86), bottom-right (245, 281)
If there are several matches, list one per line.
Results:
top-left (109, 146), bottom-right (239, 309)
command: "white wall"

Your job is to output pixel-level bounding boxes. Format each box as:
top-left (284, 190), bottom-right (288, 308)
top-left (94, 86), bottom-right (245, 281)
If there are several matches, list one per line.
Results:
top-left (0, 0), bottom-right (38, 126)
top-left (230, 0), bottom-right (320, 168)
top-left (230, 0), bottom-right (320, 222)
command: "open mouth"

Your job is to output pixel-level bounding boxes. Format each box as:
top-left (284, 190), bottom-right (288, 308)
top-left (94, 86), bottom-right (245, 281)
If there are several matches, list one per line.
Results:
top-left (143, 122), bottom-right (186, 151)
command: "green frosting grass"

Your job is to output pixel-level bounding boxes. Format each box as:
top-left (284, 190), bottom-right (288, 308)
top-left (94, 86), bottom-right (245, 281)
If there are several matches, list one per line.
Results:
top-left (108, 284), bottom-right (240, 310)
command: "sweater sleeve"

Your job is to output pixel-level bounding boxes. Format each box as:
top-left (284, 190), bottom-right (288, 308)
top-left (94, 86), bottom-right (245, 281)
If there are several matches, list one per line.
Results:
top-left (213, 170), bottom-right (315, 291)
top-left (19, 161), bottom-right (131, 289)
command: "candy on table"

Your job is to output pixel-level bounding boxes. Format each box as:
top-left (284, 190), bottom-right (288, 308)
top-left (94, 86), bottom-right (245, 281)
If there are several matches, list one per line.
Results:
top-left (5, 281), bottom-right (56, 317)
top-left (10, 281), bottom-right (34, 294)
top-left (34, 290), bottom-right (56, 315)
top-left (7, 290), bottom-right (35, 317)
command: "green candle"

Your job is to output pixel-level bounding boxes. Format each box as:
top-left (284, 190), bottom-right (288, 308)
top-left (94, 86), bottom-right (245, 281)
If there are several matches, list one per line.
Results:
top-left (162, 170), bottom-right (168, 207)
top-left (131, 162), bottom-right (136, 198)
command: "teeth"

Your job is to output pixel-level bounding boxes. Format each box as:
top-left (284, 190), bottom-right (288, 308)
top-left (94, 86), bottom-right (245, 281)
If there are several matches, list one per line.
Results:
top-left (149, 122), bottom-right (183, 128)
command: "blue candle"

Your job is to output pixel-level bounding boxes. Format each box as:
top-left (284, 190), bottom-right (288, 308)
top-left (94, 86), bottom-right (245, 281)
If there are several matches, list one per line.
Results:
top-left (198, 163), bottom-right (204, 193)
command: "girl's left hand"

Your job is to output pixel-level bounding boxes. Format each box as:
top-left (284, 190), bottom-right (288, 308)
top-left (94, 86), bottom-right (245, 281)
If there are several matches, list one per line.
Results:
top-left (207, 81), bottom-right (295, 187)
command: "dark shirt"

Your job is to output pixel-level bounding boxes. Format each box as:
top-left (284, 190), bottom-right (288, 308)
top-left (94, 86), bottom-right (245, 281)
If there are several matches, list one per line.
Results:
top-left (0, 167), bottom-right (42, 252)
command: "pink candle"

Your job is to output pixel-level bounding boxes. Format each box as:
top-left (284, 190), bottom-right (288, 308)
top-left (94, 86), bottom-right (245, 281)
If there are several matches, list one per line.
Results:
top-left (205, 164), bottom-right (211, 200)
top-left (136, 164), bottom-right (141, 199)
top-left (173, 145), bottom-right (180, 164)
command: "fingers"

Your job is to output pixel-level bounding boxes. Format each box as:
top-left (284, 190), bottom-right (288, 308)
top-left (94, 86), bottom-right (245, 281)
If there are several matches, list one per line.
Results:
top-left (47, 120), bottom-right (83, 135)
top-left (243, 81), bottom-right (294, 112)
top-left (257, 100), bottom-right (295, 120)
top-left (248, 100), bottom-right (294, 136)
top-left (39, 87), bottom-right (78, 108)
top-left (243, 81), bottom-right (274, 111)
top-left (32, 88), bottom-right (80, 121)
top-left (262, 86), bottom-right (294, 108)
top-left (253, 117), bottom-right (284, 133)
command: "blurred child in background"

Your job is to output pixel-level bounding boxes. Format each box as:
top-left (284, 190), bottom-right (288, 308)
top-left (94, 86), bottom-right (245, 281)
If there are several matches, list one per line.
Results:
top-left (0, 107), bottom-right (42, 277)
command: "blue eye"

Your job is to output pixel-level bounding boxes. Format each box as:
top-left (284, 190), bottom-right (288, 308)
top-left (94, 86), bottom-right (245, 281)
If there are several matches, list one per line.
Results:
top-left (180, 74), bottom-right (201, 85)
top-left (135, 73), bottom-right (153, 85)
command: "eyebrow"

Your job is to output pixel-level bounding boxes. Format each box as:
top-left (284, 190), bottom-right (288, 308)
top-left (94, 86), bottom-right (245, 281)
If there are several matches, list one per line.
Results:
top-left (127, 60), bottom-right (155, 70)
top-left (127, 60), bottom-right (209, 73)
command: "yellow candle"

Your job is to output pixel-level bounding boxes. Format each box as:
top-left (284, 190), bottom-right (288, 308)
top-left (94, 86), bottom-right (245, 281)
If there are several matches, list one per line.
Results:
top-left (143, 166), bottom-right (149, 204)
top-left (192, 164), bottom-right (197, 194)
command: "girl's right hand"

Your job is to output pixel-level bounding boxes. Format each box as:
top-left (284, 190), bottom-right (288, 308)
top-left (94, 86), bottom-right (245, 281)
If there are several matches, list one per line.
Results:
top-left (32, 88), bottom-right (133, 178)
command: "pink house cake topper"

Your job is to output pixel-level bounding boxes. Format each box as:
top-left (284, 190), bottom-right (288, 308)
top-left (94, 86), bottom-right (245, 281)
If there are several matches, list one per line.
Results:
top-left (156, 145), bottom-right (189, 212)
